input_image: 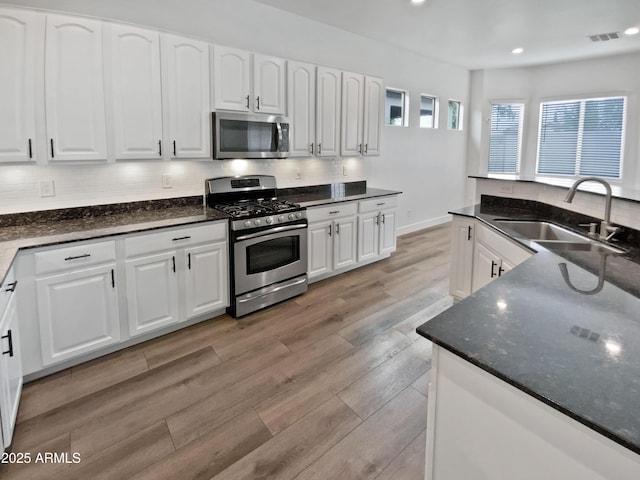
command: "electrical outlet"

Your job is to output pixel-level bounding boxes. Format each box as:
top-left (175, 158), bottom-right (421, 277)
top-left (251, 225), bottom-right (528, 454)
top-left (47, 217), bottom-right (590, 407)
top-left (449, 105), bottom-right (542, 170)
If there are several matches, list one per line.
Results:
top-left (343, 165), bottom-right (348, 176)
top-left (162, 174), bottom-right (172, 188)
top-left (295, 169), bottom-right (302, 180)
top-left (499, 184), bottom-right (514, 194)
top-left (39, 180), bottom-right (55, 197)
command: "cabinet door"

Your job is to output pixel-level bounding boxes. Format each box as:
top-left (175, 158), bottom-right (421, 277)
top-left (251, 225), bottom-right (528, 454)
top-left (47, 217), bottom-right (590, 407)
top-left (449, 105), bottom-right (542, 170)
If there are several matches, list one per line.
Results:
top-left (471, 242), bottom-right (500, 292)
top-left (0, 292), bottom-right (22, 449)
top-left (379, 209), bottom-right (397, 255)
top-left (163, 34), bottom-right (211, 158)
top-left (125, 252), bottom-right (179, 337)
top-left (288, 61), bottom-right (316, 157)
top-left (110, 24), bottom-right (163, 160)
top-left (213, 45), bottom-right (251, 112)
top-left (358, 213), bottom-right (379, 262)
top-left (0, 9), bottom-right (41, 163)
top-left (334, 216), bottom-right (358, 270)
top-left (316, 66), bottom-right (342, 157)
top-left (184, 242), bottom-right (228, 320)
top-left (36, 264), bottom-right (120, 365)
top-left (308, 220), bottom-right (333, 279)
top-left (363, 76), bottom-right (383, 156)
top-left (45, 14), bottom-right (107, 161)
top-left (253, 54), bottom-right (286, 114)
top-left (449, 217), bottom-right (474, 299)
top-left (341, 71), bottom-right (365, 156)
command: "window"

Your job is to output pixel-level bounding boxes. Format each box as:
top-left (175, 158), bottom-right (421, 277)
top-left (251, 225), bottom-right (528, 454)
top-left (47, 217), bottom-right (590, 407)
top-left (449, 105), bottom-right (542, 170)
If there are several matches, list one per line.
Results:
top-left (447, 100), bottom-right (462, 130)
top-left (385, 88), bottom-right (409, 126)
top-left (420, 95), bottom-right (438, 128)
top-left (488, 103), bottom-right (524, 173)
top-left (537, 96), bottom-right (625, 178)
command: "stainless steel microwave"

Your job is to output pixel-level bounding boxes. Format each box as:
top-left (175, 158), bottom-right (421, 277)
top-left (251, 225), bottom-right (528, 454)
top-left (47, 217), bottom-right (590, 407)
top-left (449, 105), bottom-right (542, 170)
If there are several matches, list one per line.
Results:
top-left (212, 112), bottom-right (290, 159)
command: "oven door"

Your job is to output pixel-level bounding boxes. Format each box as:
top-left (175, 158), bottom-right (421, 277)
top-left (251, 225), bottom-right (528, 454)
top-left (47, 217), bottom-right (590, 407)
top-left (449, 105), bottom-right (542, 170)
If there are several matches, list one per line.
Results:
top-left (233, 223), bottom-right (307, 295)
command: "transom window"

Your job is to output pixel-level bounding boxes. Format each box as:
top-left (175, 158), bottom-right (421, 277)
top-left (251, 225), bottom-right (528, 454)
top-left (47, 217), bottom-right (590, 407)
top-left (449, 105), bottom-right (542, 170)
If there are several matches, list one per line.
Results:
top-left (488, 103), bottom-right (524, 174)
top-left (447, 100), bottom-right (462, 130)
top-left (536, 96), bottom-right (626, 178)
top-left (385, 88), bottom-right (409, 126)
top-left (420, 95), bottom-right (438, 128)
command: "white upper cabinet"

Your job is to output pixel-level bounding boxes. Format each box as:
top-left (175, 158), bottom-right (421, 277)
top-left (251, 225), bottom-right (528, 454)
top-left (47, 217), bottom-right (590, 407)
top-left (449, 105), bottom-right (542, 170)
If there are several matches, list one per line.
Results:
top-left (253, 53), bottom-right (286, 114)
top-left (288, 62), bottom-right (341, 157)
top-left (109, 24), bottom-right (163, 160)
top-left (0, 8), bottom-right (41, 163)
top-left (213, 45), bottom-right (252, 112)
top-left (213, 45), bottom-right (286, 114)
top-left (363, 76), bottom-right (383, 155)
top-left (341, 72), bottom-right (383, 156)
top-left (45, 14), bottom-right (107, 161)
top-left (162, 34), bottom-right (211, 158)
top-left (288, 61), bottom-right (316, 157)
top-left (341, 71), bottom-right (365, 156)
top-left (316, 66), bottom-right (342, 157)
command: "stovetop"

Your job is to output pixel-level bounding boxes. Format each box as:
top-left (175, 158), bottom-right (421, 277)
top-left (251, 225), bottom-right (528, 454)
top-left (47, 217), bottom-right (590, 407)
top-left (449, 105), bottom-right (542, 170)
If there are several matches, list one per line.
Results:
top-left (213, 198), bottom-right (302, 218)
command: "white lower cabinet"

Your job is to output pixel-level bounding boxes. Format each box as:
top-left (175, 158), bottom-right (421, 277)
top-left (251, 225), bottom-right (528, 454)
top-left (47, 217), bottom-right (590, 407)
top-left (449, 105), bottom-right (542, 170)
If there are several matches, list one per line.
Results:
top-left (124, 222), bottom-right (228, 337)
top-left (307, 203), bottom-right (358, 280)
top-left (36, 258), bottom-right (120, 366)
top-left (125, 251), bottom-right (180, 336)
top-left (357, 197), bottom-right (397, 262)
top-left (449, 215), bottom-right (533, 299)
top-left (1, 268), bottom-right (22, 450)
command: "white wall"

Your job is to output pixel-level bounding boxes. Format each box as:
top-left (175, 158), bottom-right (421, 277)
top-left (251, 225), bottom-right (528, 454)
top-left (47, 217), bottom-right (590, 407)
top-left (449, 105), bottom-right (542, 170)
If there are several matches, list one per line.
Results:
top-left (0, 0), bottom-right (470, 233)
top-left (466, 52), bottom-right (640, 205)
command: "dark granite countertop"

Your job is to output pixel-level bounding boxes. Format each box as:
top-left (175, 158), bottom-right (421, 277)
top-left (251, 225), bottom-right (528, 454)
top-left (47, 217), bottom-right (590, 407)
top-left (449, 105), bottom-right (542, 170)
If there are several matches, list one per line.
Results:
top-left (417, 197), bottom-right (640, 455)
top-left (0, 199), bottom-right (229, 286)
top-left (278, 181), bottom-right (401, 207)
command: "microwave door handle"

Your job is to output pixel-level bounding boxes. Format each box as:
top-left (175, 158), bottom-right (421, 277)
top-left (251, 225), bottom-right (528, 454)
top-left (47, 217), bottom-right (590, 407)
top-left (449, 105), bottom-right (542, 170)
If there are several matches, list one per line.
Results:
top-left (276, 123), bottom-right (283, 151)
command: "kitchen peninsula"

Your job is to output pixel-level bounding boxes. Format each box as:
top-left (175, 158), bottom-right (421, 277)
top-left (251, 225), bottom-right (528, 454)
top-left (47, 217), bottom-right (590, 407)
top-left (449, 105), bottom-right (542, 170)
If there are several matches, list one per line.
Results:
top-left (417, 198), bottom-right (640, 479)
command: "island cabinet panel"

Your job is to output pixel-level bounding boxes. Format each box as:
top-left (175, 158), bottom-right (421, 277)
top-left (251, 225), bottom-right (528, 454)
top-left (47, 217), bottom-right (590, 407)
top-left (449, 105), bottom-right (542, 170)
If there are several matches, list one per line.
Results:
top-left (449, 216), bottom-right (474, 299)
top-left (426, 345), bottom-right (640, 480)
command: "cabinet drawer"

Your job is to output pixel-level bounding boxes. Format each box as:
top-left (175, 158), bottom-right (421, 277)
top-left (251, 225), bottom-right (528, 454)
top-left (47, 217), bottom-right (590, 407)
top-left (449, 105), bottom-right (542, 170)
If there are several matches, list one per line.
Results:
top-left (307, 202), bottom-right (358, 222)
top-left (125, 222), bottom-right (227, 257)
top-left (358, 195), bottom-right (398, 214)
top-left (476, 223), bottom-right (532, 266)
top-left (35, 241), bottom-right (116, 276)
top-left (0, 267), bottom-right (16, 316)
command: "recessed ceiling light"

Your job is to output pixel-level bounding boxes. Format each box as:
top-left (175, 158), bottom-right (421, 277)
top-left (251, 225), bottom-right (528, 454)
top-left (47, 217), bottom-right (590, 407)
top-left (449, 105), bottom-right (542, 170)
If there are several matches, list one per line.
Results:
top-left (624, 27), bottom-right (639, 36)
top-left (512, 47), bottom-right (524, 55)
top-left (411, 0), bottom-right (426, 4)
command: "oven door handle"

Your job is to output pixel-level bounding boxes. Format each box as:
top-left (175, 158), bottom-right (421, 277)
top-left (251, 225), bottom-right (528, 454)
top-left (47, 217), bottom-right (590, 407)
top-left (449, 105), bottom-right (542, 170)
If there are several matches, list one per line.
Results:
top-left (237, 276), bottom-right (308, 303)
top-left (235, 223), bottom-right (307, 241)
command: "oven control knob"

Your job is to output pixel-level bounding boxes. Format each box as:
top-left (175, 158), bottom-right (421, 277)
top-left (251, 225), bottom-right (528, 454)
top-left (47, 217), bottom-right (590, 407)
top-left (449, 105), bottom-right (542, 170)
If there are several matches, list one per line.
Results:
top-left (254, 219), bottom-right (261, 226)
top-left (266, 217), bottom-right (273, 224)
top-left (244, 220), bottom-right (252, 228)
top-left (295, 212), bottom-right (302, 219)
top-left (278, 215), bottom-right (285, 222)
top-left (288, 213), bottom-right (295, 220)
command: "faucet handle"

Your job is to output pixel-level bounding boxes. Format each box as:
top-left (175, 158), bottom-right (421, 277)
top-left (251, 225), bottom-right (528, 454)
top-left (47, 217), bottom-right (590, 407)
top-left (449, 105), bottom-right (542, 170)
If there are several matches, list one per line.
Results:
top-left (579, 222), bottom-right (599, 236)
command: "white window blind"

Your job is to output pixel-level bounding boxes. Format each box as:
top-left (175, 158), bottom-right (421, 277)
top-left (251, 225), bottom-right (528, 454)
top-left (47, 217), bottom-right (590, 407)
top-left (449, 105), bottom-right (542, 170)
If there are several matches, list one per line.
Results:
top-left (488, 103), bottom-right (524, 173)
top-left (537, 97), bottom-right (625, 178)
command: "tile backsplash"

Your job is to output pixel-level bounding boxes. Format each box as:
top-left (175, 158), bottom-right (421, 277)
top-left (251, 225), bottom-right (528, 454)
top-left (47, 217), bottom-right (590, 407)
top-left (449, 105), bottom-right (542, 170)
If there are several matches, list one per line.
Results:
top-left (1, 157), bottom-right (367, 214)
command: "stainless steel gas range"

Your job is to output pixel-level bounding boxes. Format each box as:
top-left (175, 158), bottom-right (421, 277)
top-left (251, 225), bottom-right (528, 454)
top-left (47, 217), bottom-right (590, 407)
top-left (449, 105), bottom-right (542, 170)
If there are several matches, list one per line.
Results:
top-left (205, 175), bottom-right (308, 317)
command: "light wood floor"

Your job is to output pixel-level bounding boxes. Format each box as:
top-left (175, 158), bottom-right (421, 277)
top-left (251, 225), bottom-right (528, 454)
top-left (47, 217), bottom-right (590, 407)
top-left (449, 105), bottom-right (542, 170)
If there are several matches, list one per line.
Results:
top-left (3, 223), bottom-right (452, 480)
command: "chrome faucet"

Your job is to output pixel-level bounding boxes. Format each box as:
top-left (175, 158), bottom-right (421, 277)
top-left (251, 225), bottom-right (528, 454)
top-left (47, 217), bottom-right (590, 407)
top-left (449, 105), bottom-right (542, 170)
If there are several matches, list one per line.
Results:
top-left (563, 177), bottom-right (620, 241)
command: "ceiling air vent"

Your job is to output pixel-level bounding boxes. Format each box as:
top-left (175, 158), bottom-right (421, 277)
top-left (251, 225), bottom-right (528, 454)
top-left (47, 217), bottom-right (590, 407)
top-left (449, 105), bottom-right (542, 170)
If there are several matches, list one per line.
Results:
top-left (588, 32), bottom-right (620, 42)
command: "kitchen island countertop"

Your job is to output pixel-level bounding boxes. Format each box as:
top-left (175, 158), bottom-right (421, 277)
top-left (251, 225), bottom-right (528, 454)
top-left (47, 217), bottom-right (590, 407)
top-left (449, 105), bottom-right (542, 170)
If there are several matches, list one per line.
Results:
top-left (417, 199), bottom-right (640, 455)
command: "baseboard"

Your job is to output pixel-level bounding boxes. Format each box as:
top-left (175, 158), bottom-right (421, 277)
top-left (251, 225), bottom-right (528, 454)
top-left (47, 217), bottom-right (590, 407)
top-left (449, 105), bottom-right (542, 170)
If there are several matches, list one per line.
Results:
top-left (397, 214), bottom-right (451, 236)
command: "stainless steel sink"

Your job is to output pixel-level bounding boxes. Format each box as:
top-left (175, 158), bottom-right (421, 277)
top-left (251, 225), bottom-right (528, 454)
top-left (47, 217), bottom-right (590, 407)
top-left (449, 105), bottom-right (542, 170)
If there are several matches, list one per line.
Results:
top-left (534, 240), bottom-right (624, 254)
top-left (495, 220), bottom-right (589, 242)
top-left (495, 220), bottom-right (624, 255)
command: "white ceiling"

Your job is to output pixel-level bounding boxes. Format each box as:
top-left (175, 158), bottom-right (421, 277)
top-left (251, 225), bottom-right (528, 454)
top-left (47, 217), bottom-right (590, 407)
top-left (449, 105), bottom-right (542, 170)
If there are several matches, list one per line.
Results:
top-left (254, 0), bottom-right (640, 69)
